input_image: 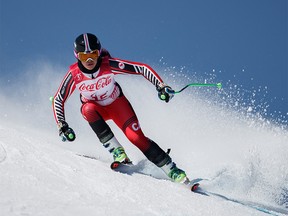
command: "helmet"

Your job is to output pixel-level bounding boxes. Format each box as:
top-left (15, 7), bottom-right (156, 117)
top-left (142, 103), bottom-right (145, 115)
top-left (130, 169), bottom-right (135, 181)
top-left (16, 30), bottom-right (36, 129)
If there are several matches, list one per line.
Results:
top-left (74, 33), bottom-right (101, 53)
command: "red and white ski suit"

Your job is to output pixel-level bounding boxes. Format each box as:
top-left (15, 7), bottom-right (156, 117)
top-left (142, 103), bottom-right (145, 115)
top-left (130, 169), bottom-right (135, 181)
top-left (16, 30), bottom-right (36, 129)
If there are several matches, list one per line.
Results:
top-left (53, 54), bottom-right (164, 152)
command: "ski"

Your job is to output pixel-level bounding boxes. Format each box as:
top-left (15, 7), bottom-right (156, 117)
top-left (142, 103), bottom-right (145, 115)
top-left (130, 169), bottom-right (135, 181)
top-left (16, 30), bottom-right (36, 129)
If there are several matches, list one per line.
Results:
top-left (183, 178), bottom-right (201, 192)
top-left (79, 155), bottom-right (200, 193)
top-left (110, 160), bottom-right (133, 170)
top-left (191, 183), bottom-right (200, 191)
top-left (111, 160), bottom-right (201, 192)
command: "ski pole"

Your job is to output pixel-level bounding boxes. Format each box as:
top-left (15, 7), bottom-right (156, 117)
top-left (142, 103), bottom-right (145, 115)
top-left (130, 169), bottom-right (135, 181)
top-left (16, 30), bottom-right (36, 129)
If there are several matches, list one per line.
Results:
top-left (165, 83), bottom-right (222, 95)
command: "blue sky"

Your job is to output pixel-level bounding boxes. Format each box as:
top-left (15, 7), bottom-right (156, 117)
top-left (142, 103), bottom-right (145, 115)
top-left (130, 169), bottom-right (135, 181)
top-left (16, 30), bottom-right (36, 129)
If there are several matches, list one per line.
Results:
top-left (0, 0), bottom-right (287, 121)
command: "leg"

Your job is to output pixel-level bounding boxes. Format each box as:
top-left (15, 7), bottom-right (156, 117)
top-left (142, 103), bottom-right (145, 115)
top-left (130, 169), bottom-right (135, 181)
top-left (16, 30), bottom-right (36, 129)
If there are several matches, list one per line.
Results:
top-left (106, 95), bottom-right (152, 152)
top-left (107, 96), bottom-right (187, 182)
top-left (106, 96), bottom-right (168, 164)
top-left (81, 102), bottom-right (129, 162)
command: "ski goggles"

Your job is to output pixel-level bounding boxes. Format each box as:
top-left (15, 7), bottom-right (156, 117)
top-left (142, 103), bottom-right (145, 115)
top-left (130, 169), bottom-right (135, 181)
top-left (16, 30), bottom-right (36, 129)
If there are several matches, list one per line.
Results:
top-left (76, 50), bottom-right (100, 62)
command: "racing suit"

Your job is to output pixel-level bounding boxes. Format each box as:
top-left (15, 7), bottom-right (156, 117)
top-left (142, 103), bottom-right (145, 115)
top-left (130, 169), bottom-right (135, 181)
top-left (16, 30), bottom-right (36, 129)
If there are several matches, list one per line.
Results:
top-left (52, 51), bottom-right (170, 167)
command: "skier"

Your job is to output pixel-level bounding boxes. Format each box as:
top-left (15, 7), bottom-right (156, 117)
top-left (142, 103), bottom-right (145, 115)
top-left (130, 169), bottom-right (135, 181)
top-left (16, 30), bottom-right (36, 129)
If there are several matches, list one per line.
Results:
top-left (52, 33), bottom-right (188, 183)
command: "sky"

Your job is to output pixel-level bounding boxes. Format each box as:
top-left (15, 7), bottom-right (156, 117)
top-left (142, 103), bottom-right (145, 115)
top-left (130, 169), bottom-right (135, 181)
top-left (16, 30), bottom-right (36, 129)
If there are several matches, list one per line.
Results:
top-left (0, 0), bottom-right (287, 122)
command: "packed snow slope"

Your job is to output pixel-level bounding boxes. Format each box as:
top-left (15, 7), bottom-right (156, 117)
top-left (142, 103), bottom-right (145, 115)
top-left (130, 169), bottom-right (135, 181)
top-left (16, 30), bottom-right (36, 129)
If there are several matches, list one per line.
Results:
top-left (0, 61), bottom-right (287, 216)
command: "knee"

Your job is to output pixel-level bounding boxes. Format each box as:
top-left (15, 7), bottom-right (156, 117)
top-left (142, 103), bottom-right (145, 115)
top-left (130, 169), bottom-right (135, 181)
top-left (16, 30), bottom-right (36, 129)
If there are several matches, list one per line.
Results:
top-left (126, 129), bottom-right (142, 145)
top-left (81, 103), bottom-right (101, 122)
top-left (125, 126), bottom-right (150, 152)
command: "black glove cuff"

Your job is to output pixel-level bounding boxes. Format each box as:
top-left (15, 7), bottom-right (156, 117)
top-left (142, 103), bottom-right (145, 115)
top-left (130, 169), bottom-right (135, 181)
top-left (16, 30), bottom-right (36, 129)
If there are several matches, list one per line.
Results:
top-left (58, 120), bottom-right (68, 129)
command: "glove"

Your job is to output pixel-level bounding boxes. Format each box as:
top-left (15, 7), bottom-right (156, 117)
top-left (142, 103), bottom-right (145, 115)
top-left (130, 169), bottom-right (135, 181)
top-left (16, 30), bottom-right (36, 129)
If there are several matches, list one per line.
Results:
top-left (58, 121), bottom-right (76, 142)
top-left (157, 84), bottom-right (174, 103)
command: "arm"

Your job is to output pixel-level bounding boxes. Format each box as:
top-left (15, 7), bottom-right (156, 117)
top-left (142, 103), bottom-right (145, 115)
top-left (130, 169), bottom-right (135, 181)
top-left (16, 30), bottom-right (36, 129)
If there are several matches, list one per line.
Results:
top-left (52, 71), bottom-right (76, 125)
top-left (109, 57), bottom-right (174, 102)
top-left (109, 58), bottom-right (164, 88)
top-left (52, 70), bottom-right (77, 141)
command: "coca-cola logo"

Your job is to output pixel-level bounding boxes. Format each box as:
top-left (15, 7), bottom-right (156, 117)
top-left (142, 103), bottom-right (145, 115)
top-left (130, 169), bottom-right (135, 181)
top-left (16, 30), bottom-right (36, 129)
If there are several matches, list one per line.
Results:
top-left (79, 76), bottom-right (112, 91)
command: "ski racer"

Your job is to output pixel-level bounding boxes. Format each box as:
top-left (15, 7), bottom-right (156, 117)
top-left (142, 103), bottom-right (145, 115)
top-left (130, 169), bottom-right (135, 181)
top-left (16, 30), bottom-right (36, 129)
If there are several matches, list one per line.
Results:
top-left (52, 33), bottom-right (187, 183)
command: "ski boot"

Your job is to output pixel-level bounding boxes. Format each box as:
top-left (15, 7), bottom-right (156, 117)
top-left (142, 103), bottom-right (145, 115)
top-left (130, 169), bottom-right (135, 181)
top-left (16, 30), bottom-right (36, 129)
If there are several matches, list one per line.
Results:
top-left (168, 166), bottom-right (188, 183)
top-left (111, 147), bottom-right (132, 169)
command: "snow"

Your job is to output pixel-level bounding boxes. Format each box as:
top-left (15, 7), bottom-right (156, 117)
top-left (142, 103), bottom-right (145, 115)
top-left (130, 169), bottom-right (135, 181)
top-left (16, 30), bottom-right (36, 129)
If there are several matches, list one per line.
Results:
top-left (0, 62), bottom-right (287, 215)
top-left (0, 126), bottom-right (268, 216)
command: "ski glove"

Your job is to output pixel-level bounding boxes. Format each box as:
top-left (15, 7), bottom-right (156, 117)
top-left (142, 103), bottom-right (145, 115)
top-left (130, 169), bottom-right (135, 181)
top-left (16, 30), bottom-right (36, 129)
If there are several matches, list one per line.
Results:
top-left (157, 84), bottom-right (174, 103)
top-left (58, 121), bottom-right (76, 142)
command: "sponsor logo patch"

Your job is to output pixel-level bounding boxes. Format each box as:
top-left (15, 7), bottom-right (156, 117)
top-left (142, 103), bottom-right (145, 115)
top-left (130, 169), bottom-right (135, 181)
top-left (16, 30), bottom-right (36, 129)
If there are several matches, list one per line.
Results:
top-left (79, 76), bottom-right (112, 91)
top-left (75, 73), bottom-right (83, 82)
top-left (131, 122), bottom-right (140, 131)
top-left (118, 62), bottom-right (125, 70)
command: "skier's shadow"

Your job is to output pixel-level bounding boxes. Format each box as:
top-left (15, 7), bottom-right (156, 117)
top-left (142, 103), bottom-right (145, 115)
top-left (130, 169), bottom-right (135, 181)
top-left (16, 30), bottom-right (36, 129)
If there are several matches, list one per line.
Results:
top-left (114, 159), bottom-right (169, 180)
